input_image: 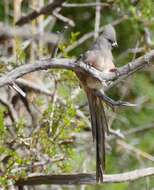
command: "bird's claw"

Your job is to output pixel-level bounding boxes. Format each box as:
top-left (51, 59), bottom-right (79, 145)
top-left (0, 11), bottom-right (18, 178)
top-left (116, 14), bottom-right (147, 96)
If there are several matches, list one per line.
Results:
top-left (107, 128), bottom-right (125, 139)
top-left (116, 101), bottom-right (136, 107)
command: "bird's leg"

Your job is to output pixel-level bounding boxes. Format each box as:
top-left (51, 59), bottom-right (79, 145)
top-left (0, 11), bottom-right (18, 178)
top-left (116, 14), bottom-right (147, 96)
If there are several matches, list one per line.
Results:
top-left (93, 89), bottom-right (134, 137)
top-left (95, 90), bottom-right (125, 138)
top-left (106, 126), bottom-right (124, 138)
top-left (94, 90), bottom-right (136, 108)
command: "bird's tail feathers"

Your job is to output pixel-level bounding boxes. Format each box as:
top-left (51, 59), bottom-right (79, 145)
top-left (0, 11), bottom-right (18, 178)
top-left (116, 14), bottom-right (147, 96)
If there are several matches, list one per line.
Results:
top-left (87, 89), bottom-right (107, 182)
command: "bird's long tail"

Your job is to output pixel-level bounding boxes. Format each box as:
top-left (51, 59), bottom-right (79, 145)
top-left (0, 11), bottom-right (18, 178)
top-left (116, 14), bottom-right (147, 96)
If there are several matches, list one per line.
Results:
top-left (86, 89), bottom-right (107, 182)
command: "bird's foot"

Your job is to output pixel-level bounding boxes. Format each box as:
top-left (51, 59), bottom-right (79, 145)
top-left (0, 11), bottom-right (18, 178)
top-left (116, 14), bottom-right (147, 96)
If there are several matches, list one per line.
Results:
top-left (107, 128), bottom-right (125, 138)
top-left (94, 90), bottom-right (136, 108)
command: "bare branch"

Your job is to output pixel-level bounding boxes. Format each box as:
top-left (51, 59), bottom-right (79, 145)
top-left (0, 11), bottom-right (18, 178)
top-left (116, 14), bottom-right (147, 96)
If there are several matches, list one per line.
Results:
top-left (11, 156), bottom-right (65, 173)
top-left (0, 23), bottom-right (59, 44)
top-left (109, 123), bottom-right (154, 141)
top-left (105, 50), bottom-right (154, 90)
top-left (117, 139), bottom-right (154, 161)
top-left (144, 27), bottom-right (154, 47)
top-left (94, 0), bottom-right (101, 39)
top-left (16, 0), bottom-right (65, 26)
top-left (0, 97), bottom-right (18, 122)
top-left (117, 47), bottom-right (145, 61)
top-left (53, 8), bottom-right (75, 27)
top-left (62, 2), bottom-right (110, 8)
top-left (124, 123), bottom-right (154, 136)
top-left (0, 58), bottom-right (75, 88)
top-left (16, 78), bottom-right (52, 96)
top-left (16, 167), bottom-right (154, 185)
top-left (0, 50), bottom-right (154, 90)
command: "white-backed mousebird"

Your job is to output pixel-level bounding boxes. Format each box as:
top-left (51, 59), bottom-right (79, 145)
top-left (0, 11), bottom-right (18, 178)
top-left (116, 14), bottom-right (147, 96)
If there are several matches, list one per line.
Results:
top-left (76, 24), bottom-right (118, 182)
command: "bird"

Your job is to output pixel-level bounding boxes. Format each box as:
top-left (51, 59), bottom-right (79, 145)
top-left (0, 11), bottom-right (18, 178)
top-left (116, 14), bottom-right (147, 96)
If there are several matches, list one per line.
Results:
top-left (76, 24), bottom-right (118, 182)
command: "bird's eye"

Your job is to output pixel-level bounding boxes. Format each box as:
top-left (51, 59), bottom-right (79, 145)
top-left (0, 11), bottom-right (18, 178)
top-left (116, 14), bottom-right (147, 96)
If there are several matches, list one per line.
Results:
top-left (108, 39), bottom-right (113, 44)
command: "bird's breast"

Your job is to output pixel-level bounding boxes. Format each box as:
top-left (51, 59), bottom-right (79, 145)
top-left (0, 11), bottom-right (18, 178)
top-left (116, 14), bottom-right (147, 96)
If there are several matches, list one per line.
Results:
top-left (85, 50), bottom-right (115, 90)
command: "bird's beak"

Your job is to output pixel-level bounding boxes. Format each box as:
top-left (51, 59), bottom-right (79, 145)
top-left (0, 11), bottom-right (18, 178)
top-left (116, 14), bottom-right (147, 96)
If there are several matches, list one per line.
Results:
top-left (112, 41), bottom-right (118, 48)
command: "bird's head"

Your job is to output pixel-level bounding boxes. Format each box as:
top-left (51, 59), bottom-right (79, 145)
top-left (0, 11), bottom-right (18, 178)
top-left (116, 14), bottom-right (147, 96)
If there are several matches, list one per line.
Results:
top-left (103, 24), bottom-right (118, 48)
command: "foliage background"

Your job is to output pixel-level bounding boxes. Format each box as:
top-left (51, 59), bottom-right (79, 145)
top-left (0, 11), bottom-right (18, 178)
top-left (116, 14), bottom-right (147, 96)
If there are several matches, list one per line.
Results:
top-left (0, 0), bottom-right (154, 189)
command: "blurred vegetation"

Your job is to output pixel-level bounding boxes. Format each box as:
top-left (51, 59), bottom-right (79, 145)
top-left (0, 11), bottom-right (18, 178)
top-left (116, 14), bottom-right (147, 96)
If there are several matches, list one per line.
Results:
top-left (0, 0), bottom-right (154, 189)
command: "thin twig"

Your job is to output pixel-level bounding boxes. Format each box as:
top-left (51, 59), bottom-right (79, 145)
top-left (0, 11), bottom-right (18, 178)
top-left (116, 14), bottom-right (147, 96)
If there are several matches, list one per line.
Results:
top-left (144, 27), bottom-right (154, 47)
top-left (53, 7), bottom-right (75, 27)
top-left (16, 78), bottom-right (52, 96)
top-left (117, 139), bottom-right (154, 161)
top-left (0, 23), bottom-right (59, 44)
top-left (0, 96), bottom-right (18, 122)
top-left (108, 123), bottom-right (154, 141)
top-left (94, 0), bottom-right (101, 39)
top-left (11, 156), bottom-right (65, 173)
top-left (62, 2), bottom-right (110, 8)
top-left (16, 0), bottom-right (65, 26)
top-left (124, 123), bottom-right (154, 136)
top-left (117, 47), bottom-right (145, 61)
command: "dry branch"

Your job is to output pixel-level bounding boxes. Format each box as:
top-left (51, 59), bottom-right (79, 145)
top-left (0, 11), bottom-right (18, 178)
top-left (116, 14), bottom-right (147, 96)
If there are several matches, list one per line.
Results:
top-left (16, 167), bottom-right (154, 185)
top-left (16, 78), bottom-right (52, 96)
top-left (0, 50), bottom-right (154, 89)
top-left (0, 23), bottom-right (59, 44)
top-left (62, 2), bottom-right (110, 8)
top-left (0, 97), bottom-right (18, 122)
top-left (52, 7), bottom-right (75, 27)
top-left (0, 58), bottom-right (75, 88)
top-left (124, 123), bottom-right (154, 135)
top-left (16, 0), bottom-right (65, 26)
top-left (117, 139), bottom-right (154, 161)
top-left (94, 0), bottom-right (101, 39)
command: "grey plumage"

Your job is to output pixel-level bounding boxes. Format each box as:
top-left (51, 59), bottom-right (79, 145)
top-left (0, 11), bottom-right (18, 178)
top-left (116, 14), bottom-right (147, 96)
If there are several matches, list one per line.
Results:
top-left (76, 24), bottom-right (117, 182)
top-left (93, 24), bottom-right (117, 51)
